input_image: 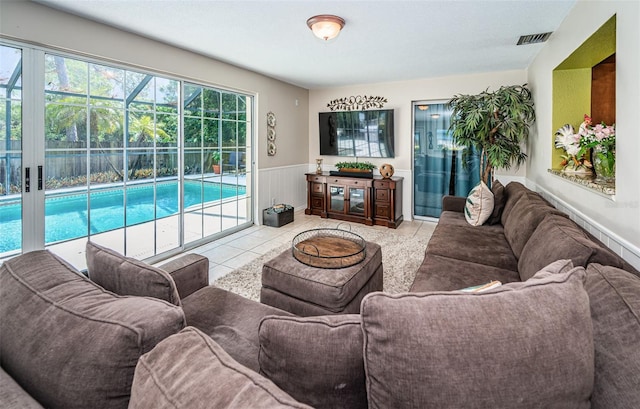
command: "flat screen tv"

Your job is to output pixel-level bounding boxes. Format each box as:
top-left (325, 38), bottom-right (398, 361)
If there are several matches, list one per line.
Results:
top-left (319, 109), bottom-right (394, 158)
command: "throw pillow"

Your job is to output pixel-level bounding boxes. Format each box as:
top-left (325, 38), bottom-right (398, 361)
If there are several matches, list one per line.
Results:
top-left (585, 264), bottom-right (640, 409)
top-left (129, 327), bottom-right (312, 409)
top-left (486, 180), bottom-right (505, 225)
top-left (464, 181), bottom-right (494, 226)
top-left (258, 314), bottom-right (366, 409)
top-left (360, 268), bottom-right (593, 409)
top-left (86, 241), bottom-right (181, 306)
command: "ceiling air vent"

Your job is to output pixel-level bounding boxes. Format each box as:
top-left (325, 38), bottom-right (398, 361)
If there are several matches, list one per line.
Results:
top-left (517, 32), bottom-right (552, 45)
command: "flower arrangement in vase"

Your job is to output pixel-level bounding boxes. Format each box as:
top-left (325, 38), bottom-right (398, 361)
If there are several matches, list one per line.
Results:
top-left (555, 114), bottom-right (615, 183)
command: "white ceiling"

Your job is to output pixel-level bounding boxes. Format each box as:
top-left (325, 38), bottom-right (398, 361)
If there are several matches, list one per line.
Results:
top-left (35, 0), bottom-right (577, 89)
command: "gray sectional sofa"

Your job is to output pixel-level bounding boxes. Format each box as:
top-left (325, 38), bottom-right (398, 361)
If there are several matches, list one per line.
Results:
top-left (1, 182), bottom-right (639, 408)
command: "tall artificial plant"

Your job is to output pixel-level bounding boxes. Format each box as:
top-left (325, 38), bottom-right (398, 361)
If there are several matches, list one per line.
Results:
top-left (448, 84), bottom-right (535, 184)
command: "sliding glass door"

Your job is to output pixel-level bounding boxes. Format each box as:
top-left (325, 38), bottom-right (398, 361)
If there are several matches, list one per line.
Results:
top-left (413, 101), bottom-right (479, 218)
top-left (182, 83), bottom-right (251, 245)
top-left (0, 41), bottom-right (253, 268)
top-left (42, 54), bottom-right (183, 263)
top-left (0, 45), bottom-right (23, 257)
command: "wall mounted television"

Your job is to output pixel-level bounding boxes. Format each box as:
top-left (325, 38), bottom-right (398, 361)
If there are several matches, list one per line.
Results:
top-left (318, 109), bottom-right (395, 158)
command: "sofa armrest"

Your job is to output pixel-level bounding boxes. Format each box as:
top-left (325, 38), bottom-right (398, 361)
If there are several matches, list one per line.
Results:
top-left (1, 368), bottom-right (45, 409)
top-left (442, 195), bottom-right (466, 213)
top-left (159, 254), bottom-right (209, 299)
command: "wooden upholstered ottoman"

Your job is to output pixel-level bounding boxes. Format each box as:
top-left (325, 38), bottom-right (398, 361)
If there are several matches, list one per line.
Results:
top-left (260, 241), bottom-right (383, 316)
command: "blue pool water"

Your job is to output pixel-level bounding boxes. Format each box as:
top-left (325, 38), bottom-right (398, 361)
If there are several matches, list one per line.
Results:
top-left (0, 181), bottom-right (245, 253)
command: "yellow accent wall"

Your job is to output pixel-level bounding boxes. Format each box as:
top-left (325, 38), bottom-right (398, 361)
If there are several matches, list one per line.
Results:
top-left (551, 69), bottom-right (591, 168)
top-left (551, 15), bottom-right (616, 169)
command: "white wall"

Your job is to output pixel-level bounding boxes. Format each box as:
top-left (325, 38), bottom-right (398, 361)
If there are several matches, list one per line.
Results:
top-left (527, 0), bottom-right (640, 267)
top-left (309, 70), bottom-right (528, 220)
top-left (0, 0), bottom-right (310, 223)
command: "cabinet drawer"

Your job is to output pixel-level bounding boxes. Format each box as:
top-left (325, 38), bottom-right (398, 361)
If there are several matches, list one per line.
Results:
top-left (312, 183), bottom-right (323, 193)
top-left (373, 180), bottom-right (390, 189)
top-left (329, 177), bottom-right (360, 185)
top-left (311, 196), bottom-right (324, 209)
top-left (375, 204), bottom-right (390, 218)
top-left (308, 175), bottom-right (325, 182)
top-left (375, 189), bottom-right (389, 202)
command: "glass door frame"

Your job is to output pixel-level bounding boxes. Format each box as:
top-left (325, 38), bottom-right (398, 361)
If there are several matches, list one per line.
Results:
top-left (411, 99), bottom-right (452, 222)
top-left (0, 39), bottom-right (255, 266)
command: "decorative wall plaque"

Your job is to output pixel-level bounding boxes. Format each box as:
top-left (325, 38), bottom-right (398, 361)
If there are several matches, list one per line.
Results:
top-left (267, 111), bottom-right (276, 156)
top-left (327, 95), bottom-right (388, 111)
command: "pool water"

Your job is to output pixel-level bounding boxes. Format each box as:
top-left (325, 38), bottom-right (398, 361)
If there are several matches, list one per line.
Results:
top-left (0, 180), bottom-right (245, 253)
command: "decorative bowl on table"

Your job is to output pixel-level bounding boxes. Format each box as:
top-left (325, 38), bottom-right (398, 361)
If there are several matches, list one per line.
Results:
top-left (291, 227), bottom-right (366, 269)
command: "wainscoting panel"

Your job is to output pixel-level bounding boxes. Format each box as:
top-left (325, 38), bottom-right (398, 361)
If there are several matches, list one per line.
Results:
top-left (257, 165), bottom-right (309, 224)
top-left (535, 185), bottom-right (640, 271)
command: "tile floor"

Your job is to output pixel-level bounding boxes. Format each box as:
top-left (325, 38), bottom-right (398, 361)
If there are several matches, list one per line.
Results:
top-left (189, 210), bottom-right (433, 284)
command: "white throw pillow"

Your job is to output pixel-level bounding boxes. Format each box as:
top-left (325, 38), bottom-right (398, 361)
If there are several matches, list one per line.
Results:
top-left (464, 181), bottom-right (494, 226)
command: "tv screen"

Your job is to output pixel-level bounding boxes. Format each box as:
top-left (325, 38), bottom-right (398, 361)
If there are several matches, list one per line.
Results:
top-left (319, 109), bottom-right (394, 158)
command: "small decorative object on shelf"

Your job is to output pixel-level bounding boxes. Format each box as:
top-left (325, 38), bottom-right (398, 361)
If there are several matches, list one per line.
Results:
top-left (379, 163), bottom-right (394, 179)
top-left (554, 124), bottom-right (592, 174)
top-left (316, 158), bottom-right (323, 174)
top-left (263, 203), bottom-right (294, 227)
top-left (555, 114), bottom-right (615, 185)
top-left (578, 115), bottom-right (615, 184)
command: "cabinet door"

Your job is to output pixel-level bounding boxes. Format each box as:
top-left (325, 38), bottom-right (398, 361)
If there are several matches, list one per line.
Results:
top-left (348, 187), bottom-right (366, 215)
top-left (329, 185), bottom-right (345, 213)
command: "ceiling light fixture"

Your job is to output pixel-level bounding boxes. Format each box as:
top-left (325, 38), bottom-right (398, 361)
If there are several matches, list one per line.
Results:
top-left (417, 105), bottom-right (429, 111)
top-left (307, 15), bottom-right (345, 41)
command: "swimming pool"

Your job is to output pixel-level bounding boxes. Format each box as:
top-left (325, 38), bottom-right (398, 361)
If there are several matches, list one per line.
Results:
top-left (0, 180), bottom-right (246, 253)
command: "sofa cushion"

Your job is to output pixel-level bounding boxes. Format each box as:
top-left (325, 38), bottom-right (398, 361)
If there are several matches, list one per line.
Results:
top-left (464, 181), bottom-right (494, 226)
top-left (503, 192), bottom-right (560, 259)
top-left (258, 314), bottom-right (366, 409)
top-left (487, 180), bottom-right (506, 225)
top-left (410, 254), bottom-right (521, 292)
top-left (437, 210), bottom-right (504, 234)
top-left (182, 285), bottom-right (292, 373)
top-left (426, 224), bottom-right (518, 271)
top-left (86, 241), bottom-right (181, 306)
top-left (500, 181), bottom-right (530, 225)
top-left (585, 264), bottom-right (640, 409)
top-left (362, 268), bottom-right (593, 409)
top-left (129, 327), bottom-right (312, 409)
top-left (518, 214), bottom-right (624, 281)
top-left (0, 250), bottom-right (185, 409)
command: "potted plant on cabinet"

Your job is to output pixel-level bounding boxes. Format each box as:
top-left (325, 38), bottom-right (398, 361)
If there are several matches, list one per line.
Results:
top-left (334, 160), bottom-right (376, 173)
top-left (211, 151), bottom-right (221, 174)
top-left (333, 161), bottom-right (377, 178)
top-left (448, 84), bottom-right (535, 184)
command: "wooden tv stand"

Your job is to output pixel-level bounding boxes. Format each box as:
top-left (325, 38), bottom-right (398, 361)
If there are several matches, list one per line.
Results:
top-left (305, 173), bottom-right (403, 228)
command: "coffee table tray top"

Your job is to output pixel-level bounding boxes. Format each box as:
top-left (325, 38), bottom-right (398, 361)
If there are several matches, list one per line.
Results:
top-left (292, 227), bottom-right (366, 269)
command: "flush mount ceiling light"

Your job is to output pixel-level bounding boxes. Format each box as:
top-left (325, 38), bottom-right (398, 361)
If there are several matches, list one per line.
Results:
top-left (307, 15), bottom-right (345, 41)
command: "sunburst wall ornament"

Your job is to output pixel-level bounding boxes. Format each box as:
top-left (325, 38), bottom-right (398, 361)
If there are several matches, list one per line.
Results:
top-left (327, 95), bottom-right (388, 111)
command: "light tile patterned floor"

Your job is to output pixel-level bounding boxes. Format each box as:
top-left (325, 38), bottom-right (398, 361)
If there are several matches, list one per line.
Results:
top-left (189, 210), bottom-right (432, 283)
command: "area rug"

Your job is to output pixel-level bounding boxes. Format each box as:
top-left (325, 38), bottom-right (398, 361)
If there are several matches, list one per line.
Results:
top-left (213, 220), bottom-right (436, 301)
